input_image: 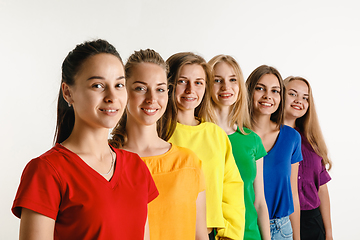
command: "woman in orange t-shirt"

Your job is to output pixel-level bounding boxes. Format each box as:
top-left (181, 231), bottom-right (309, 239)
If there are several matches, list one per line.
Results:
top-left (110, 49), bottom-right (208, 240)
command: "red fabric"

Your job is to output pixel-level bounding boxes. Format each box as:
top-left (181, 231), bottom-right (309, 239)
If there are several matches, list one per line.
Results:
top-left (12, 144), bottom-right (158, 240)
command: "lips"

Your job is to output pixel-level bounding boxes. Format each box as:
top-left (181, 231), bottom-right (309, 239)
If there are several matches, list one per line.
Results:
top-left (219, 93), bottom-right (233, 98)
top-left (181, 97), bottom-right (197, 101)
top-left (141, 107), bottom-right (158, 115)
top-left (100, 108), bottom-right (118, 113)
top-left (291, 104), bottom-right (302, 110)
top-left (259, 102), bottom-right (272, 107)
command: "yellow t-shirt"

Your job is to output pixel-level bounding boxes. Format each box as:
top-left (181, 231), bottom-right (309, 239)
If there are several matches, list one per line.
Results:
top-left (142, 144), bottom-right (206, 240)
top-left (169, 122), bottom-right (245, 240)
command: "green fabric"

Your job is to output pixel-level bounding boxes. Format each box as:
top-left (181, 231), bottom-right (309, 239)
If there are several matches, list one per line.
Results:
top-left (228, 127), bottom-right (267, 240)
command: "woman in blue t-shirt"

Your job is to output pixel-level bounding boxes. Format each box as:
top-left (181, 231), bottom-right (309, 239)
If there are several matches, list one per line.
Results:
top-left (246, 65), bottom-right (303, 240)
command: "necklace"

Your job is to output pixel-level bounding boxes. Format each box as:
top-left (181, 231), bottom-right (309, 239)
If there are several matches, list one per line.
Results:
top-left (101, 147), bottom-right (115, 176)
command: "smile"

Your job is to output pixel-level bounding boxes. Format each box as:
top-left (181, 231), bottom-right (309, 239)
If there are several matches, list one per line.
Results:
top-left (182, 97), bottom-right (196, 101)
top-left (142, 108), bottom-right (157, 113)
top-left (291, 105), bottom-right (302, 110)
top-left (100, 109), bottom-right (117, 113)
top-left (219, 93), bottom-right (233, 98)
top-left (260, 102), bottom-right (272, 107)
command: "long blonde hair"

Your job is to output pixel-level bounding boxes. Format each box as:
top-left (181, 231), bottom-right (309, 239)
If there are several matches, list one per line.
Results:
top-left (206, 55), bottom-right (251, 134)
top-left (284, 76), bottom-right (332, 170)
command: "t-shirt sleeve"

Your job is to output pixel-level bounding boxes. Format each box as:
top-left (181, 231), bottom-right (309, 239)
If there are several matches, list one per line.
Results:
top-left (253, 132), bottom-right (267, 161)
top-left (12, 157), bottom-right (62, 220)
top-left (143, 162), bottom-right (159, 203)
top-left (291, 130), bottom-right (303, 164)
top-left (319, 164), bottom-right (331, 186)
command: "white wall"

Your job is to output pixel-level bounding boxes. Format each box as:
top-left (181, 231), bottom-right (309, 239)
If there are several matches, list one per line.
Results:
top-left (1, 0), bottom-right (358, 238)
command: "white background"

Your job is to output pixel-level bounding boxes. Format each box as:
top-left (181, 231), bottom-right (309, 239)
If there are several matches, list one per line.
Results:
top-left (1, 0), bottom-right (359, 239)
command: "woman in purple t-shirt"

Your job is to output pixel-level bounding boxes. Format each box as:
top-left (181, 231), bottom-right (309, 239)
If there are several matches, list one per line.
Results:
top-left (283, 76), bottom-right (333, 240)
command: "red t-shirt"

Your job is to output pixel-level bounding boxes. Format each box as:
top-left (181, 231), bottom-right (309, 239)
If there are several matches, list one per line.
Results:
top-left (12, 144), bottom-right (158, 240)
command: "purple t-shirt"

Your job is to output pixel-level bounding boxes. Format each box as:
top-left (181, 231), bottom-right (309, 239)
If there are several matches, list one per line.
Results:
top-left (296, 128), bottom-right (331, 210)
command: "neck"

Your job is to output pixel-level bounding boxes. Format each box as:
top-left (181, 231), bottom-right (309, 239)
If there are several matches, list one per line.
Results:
top-left (61, 120), bottom-right (110, 156)
top-left (284, 116), bottom-right (296, 128)
top-left (214, 105), bottom-right (236, 134)
top-left (123, 115), bottom-right (169, 157)
top-left (177, 109), bottom-right (199, 126)
top-left (252, 113), bottom-right (278, 136)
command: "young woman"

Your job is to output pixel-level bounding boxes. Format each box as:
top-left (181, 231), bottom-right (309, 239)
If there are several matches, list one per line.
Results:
top-left (109, 49), bottom-right (208, 240)
top-left (11, 40), bottom-right (158, 240)
top-left (166, 52), bottom-right (245, 240)
top-left (206, 55), bottom-right (271, 240)
top-left (246, 65), bottom-right (303, 240)
top-left (283, 76), bottom-right (332, 240)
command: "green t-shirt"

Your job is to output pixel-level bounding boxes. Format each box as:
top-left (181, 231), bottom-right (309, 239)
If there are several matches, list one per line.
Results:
top-left (228, 127), bottom-right (267, 240)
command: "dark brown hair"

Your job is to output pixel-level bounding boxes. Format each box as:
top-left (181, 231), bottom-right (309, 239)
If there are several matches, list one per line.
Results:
top-left (54, 39), bottom-right (122, 144)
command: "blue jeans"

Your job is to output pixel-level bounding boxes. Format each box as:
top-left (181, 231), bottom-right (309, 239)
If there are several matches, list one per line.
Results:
top-left (270, 216), bottom-right (293, 240)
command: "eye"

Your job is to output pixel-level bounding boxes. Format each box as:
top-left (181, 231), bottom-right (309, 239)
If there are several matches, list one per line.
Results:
top-left (116, 83), bottom-right (125, 88)
top-left (289, 92), bottom-right (296, 97)
top-left (157, 88), bottom-right (166, 92)
top-left (177, 79), bottom-right (186, 84)
top-left (134, 86), bottom-right (146, 91)
top-left (195, 81), bottom-right (203, 85)
top-left (255, 86), bottom-right (264, 91)
top-left (214, 78), bottom-right (221, 83)
top-left (303, 97), bottom-right (309, 101)
top-left (272, 89), bottom-right (280, 94)
top-left (230, 78), bottom-right (237, 82)
top-left (92, 83), bottom-right (103, 89)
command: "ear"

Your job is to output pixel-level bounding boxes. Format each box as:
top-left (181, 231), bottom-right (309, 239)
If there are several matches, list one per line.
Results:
top-left (62, 82), bottom-right (73, 105)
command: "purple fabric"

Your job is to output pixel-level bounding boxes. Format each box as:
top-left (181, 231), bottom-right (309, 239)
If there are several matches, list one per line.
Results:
top-left (296, 128), bottom-right (331, 210)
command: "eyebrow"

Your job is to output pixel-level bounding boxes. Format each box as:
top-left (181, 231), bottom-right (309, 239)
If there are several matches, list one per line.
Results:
top-left (179, 76), bottom-right (205, 81)
top-left (87, 76), bottom-right (125, 80)
top-left (132, 80), bottom-right (167, 86)
top-left (289, 88), bottom-right (309, 96)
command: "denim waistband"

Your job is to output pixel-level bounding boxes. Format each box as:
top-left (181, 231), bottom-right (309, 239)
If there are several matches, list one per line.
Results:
top-left (270, 216), bottom-right (290, 229)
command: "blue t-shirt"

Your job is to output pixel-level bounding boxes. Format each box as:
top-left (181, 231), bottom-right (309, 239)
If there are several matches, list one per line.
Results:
top-left (263, 125), bottom-right (302, 219)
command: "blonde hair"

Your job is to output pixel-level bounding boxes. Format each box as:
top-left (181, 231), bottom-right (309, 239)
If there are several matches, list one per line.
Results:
top-left (206, 55), bottom-right (251, 134)
top-left (166, 52), bottom-right (216, 121)
top-left (109, 49), bottom-right (177, 148)
top-left (284, 76), bottom-right (332, 170)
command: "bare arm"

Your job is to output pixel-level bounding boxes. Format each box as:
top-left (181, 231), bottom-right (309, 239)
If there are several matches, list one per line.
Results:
top-left (19, 208), bottom-right (55, 240)
top-left (144, 216), bottom-right (150, 240)
top-left (289, 163), bottom-right (300, 240)
top-left (253, 158), bottom-right (271, 240)
top-left (195, 190), bottom-right (208, 240)
top-left (319, 184), bottom-right (333, 240)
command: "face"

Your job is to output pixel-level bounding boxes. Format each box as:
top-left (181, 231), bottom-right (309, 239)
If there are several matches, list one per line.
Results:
top-left (175, 64), bottom-right (206, 112)
top-left (126, 63), bottom-right (168, 126)
top-left (285, 80), bottom-right (309, 119)
top-left (211, 62), bottom-right (239, 108)
top-left (63, 53), bottom-right (127, 129)
top-left (252, 74), bottom-right (281, 116)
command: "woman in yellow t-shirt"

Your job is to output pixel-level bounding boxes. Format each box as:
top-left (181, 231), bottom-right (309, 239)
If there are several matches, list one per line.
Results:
top-left (110, 49), bottom-right (208, 240)
top-left (166, 52), bottom-right (245, 240)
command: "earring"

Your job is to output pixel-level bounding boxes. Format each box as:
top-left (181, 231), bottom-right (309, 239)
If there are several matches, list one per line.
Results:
top-left (68, 102), bottom-right (71, 107)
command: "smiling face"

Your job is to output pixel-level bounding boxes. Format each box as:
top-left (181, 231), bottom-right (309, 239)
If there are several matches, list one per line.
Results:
top-left (62, 53), bottom-right (127, 130)
top-left (126, 62), bottom-right (168, 126)
top-left (285, 79), bottom-right (309, 120)
top-left (252, 74), bottom-right (281, 116)
top-left (175, 64), bottom-right (206, 113)
top-left (211, 62), bottom-right (239, 108)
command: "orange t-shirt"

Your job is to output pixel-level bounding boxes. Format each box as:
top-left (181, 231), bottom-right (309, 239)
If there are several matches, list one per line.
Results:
top-left (141, 144), bottom-right (206, 240)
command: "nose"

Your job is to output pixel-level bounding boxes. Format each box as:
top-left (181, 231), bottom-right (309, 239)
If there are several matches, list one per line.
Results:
top-left (262, 90), bottom-right (272, 100)
top-left (104, 86), bottom-right (117, 103)
top-left (220, 80), bottom-right (229, 90)
top-left (145, 89), bottom-right (156, 104)
top-left (185, 82), bottom-right (192, 94)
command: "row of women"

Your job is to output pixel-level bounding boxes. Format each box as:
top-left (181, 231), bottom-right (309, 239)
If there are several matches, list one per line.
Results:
top-left (11, 39), bottom-right (332, 240)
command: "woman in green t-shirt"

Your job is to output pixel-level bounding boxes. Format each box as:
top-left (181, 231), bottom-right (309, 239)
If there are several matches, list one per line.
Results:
top-left (206, 55), bottom-right (271, 240)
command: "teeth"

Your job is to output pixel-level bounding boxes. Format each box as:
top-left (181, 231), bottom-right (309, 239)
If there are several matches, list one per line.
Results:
top-left (143, 109), bottom-right (156, 113)
top-left (260, 102), bottom-right (272, 106)
top-left (103, 109), bottom-right (116, 112)
top-left (292, 106), bottom-right (301, 110)
top-left (220, 94), bottom-right (232, 97)
top-left (184, 97), bottom-right (195, 100)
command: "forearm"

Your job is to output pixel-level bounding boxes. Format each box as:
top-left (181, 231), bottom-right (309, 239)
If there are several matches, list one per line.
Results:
top-left (255, 202), bottom-right (271, 240)
top-left (319, 184), bottom-right (333, 240)
top-left (289, 198), bottom-right (300, 240)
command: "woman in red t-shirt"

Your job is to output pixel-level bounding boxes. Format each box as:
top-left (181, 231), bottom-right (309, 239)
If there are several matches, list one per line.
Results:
top-left (12, 39), bottom-right (158, 240)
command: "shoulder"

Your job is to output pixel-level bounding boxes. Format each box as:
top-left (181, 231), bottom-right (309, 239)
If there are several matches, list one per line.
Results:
top-left (280, 125), bottom-right (301, 142)
top-left (169, 145), bottom-right (202, 168)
